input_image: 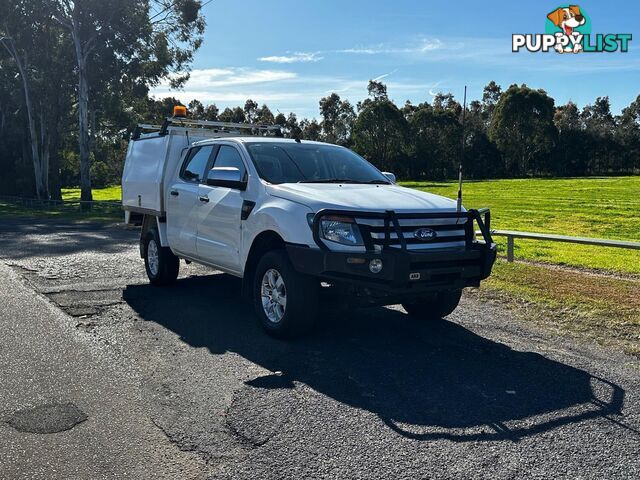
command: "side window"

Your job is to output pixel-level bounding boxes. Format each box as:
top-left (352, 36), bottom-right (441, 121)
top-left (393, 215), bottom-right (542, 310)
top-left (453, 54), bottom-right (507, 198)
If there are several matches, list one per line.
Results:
top-left (181, 146), bottom-right (213, 182)
top-left (212, 145), bottom-right (246, 179)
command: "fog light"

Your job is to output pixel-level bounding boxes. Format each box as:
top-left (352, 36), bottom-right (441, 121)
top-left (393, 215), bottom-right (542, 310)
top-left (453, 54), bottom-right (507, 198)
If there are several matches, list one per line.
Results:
top-left (369, 259), bottom-right (383, 274)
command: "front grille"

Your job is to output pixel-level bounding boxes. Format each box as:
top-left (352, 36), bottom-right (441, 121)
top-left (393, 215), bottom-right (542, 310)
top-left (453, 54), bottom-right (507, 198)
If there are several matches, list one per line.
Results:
top-left (355, 216), bottom-right (468, 251)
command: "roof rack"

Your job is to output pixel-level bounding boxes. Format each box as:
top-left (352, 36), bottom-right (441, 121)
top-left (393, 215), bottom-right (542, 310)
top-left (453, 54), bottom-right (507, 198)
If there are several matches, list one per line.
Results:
top-left (132, 117), bottom-right (283, 140)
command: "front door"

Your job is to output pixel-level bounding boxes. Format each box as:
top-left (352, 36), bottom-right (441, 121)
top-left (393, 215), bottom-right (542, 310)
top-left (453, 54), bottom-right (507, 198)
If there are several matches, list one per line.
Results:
top-left (196, 144), bottom-right (248, 273)
top-left (166, 145), bottom-right (215, 257)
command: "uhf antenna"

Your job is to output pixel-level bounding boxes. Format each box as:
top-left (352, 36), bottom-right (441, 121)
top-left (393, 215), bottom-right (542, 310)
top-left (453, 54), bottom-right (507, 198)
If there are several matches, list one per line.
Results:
top-left (457, 85), bottom-right (467, 213)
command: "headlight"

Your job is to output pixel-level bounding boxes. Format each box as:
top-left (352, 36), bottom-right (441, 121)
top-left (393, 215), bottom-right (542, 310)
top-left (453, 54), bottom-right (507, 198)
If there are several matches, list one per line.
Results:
top-left (319, 216), bottom-right (363, 246)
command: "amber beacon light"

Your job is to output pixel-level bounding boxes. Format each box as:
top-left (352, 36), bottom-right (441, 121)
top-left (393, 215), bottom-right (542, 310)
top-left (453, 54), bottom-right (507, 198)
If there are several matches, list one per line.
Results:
top-left (173, 105), bottom-right (187, 118)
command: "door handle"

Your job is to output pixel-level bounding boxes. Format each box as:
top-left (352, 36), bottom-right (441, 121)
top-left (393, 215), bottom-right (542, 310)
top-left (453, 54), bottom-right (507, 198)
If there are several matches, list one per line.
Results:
top-left (198, 196), bottom-right (210, 203)
top-left (170, 190), bottom-right (179, 197)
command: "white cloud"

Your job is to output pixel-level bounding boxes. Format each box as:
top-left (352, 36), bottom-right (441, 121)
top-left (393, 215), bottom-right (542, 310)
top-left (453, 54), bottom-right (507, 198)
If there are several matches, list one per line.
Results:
top-left (151, 66), bottom-right (314, 106)
top-left (183, 67), bottom-right (297, 88)
top-left (256, 40), bottom-right (446, 64)
top-left (151, 67), bottom-right (302, 106)
top-left (338, 47), bottom-right (383, 55)
top-left (154, 67), bottom-right (297, 94)
top-left (372, 69), bottom-right (398, 82)
top-left (259, 52), bottom-right (324, 63)
top-left (337, 39), bottom-right (445, 55)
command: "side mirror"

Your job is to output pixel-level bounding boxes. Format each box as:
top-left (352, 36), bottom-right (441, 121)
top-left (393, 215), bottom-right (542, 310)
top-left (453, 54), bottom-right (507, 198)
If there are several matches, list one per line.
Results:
top-left (206, 167), bottom-right (246, 190)
top-left (382, 172), bottom-right (396, 184)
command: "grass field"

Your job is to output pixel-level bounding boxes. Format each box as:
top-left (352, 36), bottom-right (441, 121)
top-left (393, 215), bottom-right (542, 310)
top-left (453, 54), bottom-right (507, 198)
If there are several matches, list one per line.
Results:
top-left (402, 177), bottom-right (640, 276)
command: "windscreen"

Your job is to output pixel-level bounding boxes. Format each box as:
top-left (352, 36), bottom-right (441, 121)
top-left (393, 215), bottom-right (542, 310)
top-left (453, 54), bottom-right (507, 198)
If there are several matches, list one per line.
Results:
top-left (245, 142), bottom-right (390, 184)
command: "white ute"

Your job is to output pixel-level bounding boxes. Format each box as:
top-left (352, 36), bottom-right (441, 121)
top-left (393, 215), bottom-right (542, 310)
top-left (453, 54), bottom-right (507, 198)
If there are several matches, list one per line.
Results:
top-left (122, 115), bottom-right (497, 337)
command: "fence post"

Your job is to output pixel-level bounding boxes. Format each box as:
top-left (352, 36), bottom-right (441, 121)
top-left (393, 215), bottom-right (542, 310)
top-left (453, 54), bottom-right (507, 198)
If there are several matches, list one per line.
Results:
top-left (507, 235), bottom-right (514, 262)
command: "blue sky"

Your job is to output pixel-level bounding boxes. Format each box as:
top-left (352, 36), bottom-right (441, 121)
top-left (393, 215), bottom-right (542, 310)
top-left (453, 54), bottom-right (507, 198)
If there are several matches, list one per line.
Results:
top-left (151, 0), bottom-right (640, 119)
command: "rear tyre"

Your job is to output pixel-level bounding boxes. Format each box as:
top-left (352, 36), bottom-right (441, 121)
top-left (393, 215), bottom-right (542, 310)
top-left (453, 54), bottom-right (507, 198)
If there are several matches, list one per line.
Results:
top-left (143, 228), bottom-right (179, 286)
top-left (253, 250), bottom-right (318, 338)
top-left (402, 289), bottom-right (462, 321)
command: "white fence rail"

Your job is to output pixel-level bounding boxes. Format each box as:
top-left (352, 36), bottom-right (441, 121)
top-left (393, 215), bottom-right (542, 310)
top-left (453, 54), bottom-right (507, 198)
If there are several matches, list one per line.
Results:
top-left (487, 229), bottom-right (640, 262)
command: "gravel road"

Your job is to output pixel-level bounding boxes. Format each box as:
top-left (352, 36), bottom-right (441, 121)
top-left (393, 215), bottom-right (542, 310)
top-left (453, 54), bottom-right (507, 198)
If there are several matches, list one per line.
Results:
top-left (0, 217), bottom-right (638, 479)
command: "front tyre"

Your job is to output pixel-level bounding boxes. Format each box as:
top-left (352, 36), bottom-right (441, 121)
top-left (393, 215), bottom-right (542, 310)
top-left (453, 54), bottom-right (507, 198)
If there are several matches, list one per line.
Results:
top-left (402, 289), bottom-right (462, 321)
top-left (143, 228), bottom-right (179, 286)
top-left (253, 250), bottom-right (318, 338)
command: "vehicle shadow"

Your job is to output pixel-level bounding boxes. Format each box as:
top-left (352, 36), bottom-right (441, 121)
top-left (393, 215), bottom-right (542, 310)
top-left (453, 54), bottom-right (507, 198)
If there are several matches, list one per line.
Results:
top-left (123, 273), bottom-right (625, 442)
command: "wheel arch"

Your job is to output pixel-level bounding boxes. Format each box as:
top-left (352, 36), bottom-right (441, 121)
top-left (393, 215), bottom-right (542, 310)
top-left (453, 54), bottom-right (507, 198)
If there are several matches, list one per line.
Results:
top-left (139, 215), bottom-right (168, 257)
top-left (242, 230), bottom-right (286, 297)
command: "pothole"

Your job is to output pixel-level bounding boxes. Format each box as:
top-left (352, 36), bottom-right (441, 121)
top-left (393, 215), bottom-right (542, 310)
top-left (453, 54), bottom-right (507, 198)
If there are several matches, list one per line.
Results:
top-left (67, 306), bottom-right (100, 317)
top-left (6, 402), bottom-right (88, 434)
top-left (48, 289), bottom-right (123, 308)
top-left (225, 376), bottom-right (297, 447)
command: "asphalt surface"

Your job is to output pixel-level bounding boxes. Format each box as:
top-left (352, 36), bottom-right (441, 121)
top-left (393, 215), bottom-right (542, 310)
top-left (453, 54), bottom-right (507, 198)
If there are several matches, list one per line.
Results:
top-left (0, 260), bottom-right (208, 479)
top-left (0, 216), bottom-right (638, 479)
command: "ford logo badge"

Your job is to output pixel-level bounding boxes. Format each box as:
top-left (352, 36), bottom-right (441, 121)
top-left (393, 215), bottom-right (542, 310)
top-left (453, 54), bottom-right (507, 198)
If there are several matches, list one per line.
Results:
top-left (413, 228), bottom-right (437, 242)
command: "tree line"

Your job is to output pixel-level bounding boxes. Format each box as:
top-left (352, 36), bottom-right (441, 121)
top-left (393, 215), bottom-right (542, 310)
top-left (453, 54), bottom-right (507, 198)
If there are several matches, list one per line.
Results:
top-left (1, 2), bottom-right (638, 201)
top-left (0, 0), bottom-right (205, 201)
top-left (191, 80), bottom-right (638, 182)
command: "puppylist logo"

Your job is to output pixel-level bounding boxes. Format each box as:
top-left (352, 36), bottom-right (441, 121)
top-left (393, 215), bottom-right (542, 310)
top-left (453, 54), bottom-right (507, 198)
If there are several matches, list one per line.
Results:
top-left (513, 5), bottom-right (632, 54)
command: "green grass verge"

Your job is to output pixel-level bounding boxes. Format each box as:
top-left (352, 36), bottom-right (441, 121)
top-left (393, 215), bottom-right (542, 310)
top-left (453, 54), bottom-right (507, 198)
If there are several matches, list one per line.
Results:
top-left (0, 185), bottom-right (122, 222)
top-left (61, 185), bottom-right (122, 201)
top-left (401, 177), bottom-right (640, 275)
top-left (0, 201), bottom-right (120, 222)
top-left (473, 260), bottom-right (640, 356)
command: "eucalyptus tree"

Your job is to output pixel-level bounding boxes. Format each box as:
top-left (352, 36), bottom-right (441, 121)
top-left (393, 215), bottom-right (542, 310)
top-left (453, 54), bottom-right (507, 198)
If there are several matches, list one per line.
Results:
top-left (188, 99), bottom-right (206, 119)
top-left (51, 0), bottom-right (205, 203)
top-left (300, 119), bottom-right (322, 141)
top-left (618, 95), bottom-right (640, 173)
top-left (352, 81), bottom-right (407, 172)
top-left (0, 0), bottom-right (76, 198)
top-left (243, 99), bottom-right (259, 123)
top-left (409, 104), bottom-right (462, 180)
top-left (204, 104), bottom-right (219, 121)
top-left (319, 93), bottom-right (356, 146)
top-left (489, 84), bottom-right (557, 176)
top-left (219, 107), bottom-right (246, 123)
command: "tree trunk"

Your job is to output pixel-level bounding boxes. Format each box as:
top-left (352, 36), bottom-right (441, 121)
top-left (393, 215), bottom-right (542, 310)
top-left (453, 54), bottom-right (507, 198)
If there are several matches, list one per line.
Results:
top-left (53, 7), bottom-right (94, 205)
top-left (39, 107), bottom-right (50, 198)
top-left (48, 113), bottom-right (62, 201)
top-left (76, 54), bottom-right (92, 205)
top-left (6, 41), bottom-right (47, 199)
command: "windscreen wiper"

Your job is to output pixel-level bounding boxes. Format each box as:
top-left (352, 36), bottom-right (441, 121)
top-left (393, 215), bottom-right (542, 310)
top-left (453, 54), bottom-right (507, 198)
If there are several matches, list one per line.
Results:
top-left (298, 179), bottom-right (362, 184)
top-left (364, 180), bottom-right (391, 184)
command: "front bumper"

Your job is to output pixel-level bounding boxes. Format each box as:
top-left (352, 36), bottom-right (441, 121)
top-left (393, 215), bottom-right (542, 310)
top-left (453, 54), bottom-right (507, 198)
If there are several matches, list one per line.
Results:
top-left (286, 208), bottom-right (497, 294)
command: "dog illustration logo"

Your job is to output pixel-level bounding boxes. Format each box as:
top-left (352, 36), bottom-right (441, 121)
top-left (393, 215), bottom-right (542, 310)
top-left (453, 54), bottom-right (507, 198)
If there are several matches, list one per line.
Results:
top-left (546, 5), bottom-right (587, 53)
top-left (513, 5), bottom-right (631, 54)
